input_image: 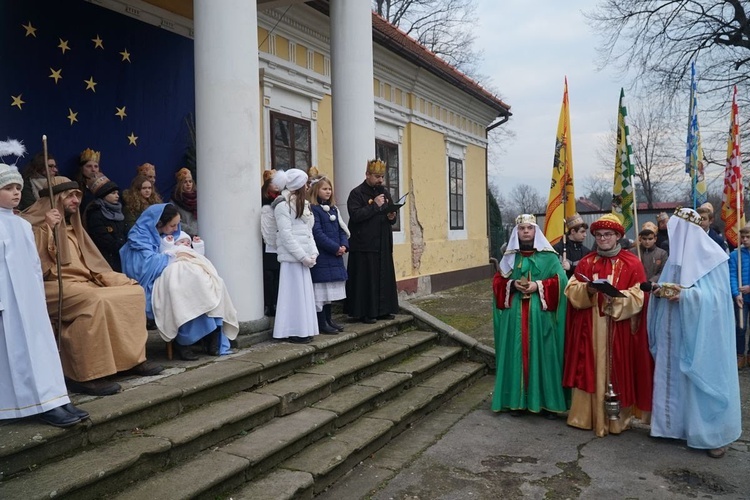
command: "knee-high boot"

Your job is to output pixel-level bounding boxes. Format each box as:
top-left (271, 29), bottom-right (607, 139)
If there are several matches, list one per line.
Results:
top-left (324, 304), bottom-right (344, 332)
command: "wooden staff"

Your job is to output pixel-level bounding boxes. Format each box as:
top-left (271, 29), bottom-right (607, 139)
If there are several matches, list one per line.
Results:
top-left (42, 135), bottom-right (64, 347)
top-left (737, 176), bottom-right (744, 329)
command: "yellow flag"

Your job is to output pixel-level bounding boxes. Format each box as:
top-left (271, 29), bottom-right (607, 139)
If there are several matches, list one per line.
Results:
top-left (543, 78), bottom-right (576, 245)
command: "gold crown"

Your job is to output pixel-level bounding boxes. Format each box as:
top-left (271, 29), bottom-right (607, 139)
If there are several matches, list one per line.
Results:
top-left (80, 148), bottom-right (100, 163)
top-left (515, 214), bottom-right (536, 225)
top-left (673, 207), bottom-right (702, 226)
top-left (367, 158), bottom-right (386, 175)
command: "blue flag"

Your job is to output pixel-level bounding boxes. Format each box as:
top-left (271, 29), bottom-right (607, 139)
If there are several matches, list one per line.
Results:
top-left (685, 62), bottom-right (708, 208)
top-left (0, 0), bottom-right (195, 196)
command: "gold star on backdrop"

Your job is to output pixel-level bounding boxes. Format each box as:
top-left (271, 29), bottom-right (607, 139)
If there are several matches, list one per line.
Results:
top-left (120, 49), bottom-right (131, 62)
top-left (115, 106), bottom-right (127, 120)
top-left (58, 38), bottom-right (70, 54)
top-left (22, 22), bottom-right (37, 37)
top-left (127, 132), bottom-right (138, 146)
top-left (67, 108), bottom-right (78, 125)
top-left (11, 94), bottom-right (25, 110)
top-left (49, 68), bottom-right (62, 84)
top-left (92, 35), bottom-right (104, 49)
top-left (84, 76), bottom-right (97, 92)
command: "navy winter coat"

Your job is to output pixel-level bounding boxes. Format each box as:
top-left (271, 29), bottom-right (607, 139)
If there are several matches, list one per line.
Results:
top-left (310, 203), bottom-right (349, 283)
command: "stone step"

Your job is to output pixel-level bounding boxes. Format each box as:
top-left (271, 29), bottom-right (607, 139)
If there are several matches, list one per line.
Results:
top-left (115, 360), bottom-right (486, 499)
top-left (0, 315), bottom-right (412, 480)
top-left (279, 361), bottom-right (487, 495)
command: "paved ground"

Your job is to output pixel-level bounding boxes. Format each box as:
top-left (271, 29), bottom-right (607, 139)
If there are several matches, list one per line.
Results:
top-left (349, 279), bottom-right (750, 500)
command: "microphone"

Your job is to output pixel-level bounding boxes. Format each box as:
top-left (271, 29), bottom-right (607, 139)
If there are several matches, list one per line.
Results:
top-left (639, 282), bottom-right (660, 292)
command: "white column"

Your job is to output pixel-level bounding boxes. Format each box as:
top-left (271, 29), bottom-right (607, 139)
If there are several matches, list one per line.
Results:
top-left (194, 0), bottom-right (263, 322)
top-left (330, 0), bottom-right (375, 220)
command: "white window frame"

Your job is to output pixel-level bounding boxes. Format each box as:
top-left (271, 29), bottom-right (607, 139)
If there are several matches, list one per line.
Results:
top-left (375, 118), bottom-right (405, 245)
top-left (446, 140), bottom-right (468, 240)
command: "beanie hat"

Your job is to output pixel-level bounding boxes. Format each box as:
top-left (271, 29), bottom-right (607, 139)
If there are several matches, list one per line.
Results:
top-left (88, 174), bottom-right (119, 199)
top-left (0, 163), bottom-right (23, 190)
top-left (272, 169), bottom-right (288, 191)
top-left (590, 213), bottom-right (625, 237)
top-left (286, 168), bottom-right (308, 191)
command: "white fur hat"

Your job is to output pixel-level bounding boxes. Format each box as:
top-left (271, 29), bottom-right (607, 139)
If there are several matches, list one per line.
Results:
top-left (272, 169), bottom-right (288, 191)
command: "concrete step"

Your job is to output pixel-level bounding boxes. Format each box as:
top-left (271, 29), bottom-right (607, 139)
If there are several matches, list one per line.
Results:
top-left (0, 315), bottom-right (412, 480)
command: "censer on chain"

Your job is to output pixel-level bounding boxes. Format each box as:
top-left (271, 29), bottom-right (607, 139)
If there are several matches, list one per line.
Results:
top-left (604, 305), bottom-right (620, 420)
top-left (604, 383), bottom-right (620, 420)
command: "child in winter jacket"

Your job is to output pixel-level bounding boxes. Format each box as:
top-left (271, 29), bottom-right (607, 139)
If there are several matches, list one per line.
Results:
top-left (308, 175), bottom-right (349, 334)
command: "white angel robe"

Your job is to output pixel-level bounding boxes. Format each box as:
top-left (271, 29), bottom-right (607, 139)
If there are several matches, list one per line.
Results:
top-left (0, 208), bottom-right (69, 419)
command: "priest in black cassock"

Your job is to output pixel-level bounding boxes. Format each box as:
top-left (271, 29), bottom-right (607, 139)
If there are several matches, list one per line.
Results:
top-left (344, 159), bottom-right (399, 324)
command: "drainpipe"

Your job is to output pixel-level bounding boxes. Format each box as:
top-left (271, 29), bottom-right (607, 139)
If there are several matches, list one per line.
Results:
top-left (485, 113), bottom-right (511, 260)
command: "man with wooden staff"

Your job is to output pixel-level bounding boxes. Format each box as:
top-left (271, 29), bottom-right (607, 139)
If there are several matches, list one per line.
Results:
top-left (729, 224), bottom-right (750, 369)
top-left (22, 176), bottom-right (163, 396)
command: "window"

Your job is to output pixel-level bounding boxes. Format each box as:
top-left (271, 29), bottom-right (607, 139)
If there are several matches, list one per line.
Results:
top-left (449, 157), bottom-right (464, 230)
top-left (270, 112), bottom-right (311, 171)
top-left (375, 139), bottom-right (401, 231)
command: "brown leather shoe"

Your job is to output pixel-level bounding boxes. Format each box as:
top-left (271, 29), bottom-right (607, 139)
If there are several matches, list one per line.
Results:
top-left (738, 355), bottom-right (747, 370)
top-left (66, 378), bottom-right (121, 396)
top-left (129, 360), bottom-right (164, 376)
top-left (707, 447), bottom-right (727, 459)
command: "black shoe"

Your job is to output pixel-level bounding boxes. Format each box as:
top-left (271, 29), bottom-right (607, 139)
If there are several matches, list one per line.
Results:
top-left (264, 305), bottom-right (276, 317)
top-left (129, 360), bottom-right (165, 376)
top-left (60, 403), bottom-right (89, 420)
top-left (288, 336), bottom-right (313, 344)
top-left (324, 304), bottom-right (344, 332)
top-left (174, 343), bottom-right (199, 361)
top-left (317, 311), bottom-right (339, 334)
top-left (377, 314), bottom-right (396, 320)
top-left (38, 407), bottom-right (81, 427)
top-left (509, 409), bottom-right (524, 417)
top-left (540, 409), bottom-right (558, 420)
top-left (66, 378), bottom-right (121, 397)
top-left (207, 329), bottom-right (221, 356)
top-left (361, 317), bottom-right (377, 324)
top-left (146, 318), bottom-right (157, 330)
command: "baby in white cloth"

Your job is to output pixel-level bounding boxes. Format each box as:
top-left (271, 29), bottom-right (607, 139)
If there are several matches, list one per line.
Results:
top-left (161, 231), bottom-right (205, 256)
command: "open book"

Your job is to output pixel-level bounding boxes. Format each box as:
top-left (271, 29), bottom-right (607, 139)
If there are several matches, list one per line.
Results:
top-left (385, 192), bottom-right (409, 214)
top-left (575, 274), bottom-right (626, 298)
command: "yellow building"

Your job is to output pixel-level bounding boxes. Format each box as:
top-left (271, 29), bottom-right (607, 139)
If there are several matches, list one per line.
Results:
top-left (251, 5), bottom-right (511, 294)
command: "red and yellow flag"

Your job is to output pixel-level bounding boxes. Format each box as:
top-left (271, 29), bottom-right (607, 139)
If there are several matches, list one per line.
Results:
top-left (543, 78), bottom-right (576, 245)
top-left (722, 85), bottom-right (745, 248)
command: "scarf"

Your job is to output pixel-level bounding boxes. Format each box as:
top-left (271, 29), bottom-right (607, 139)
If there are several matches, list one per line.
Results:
top-left (176, 190), bottom-right (197, 219)
top-left (92, 198), bottom-right (124, 221)
top-left (597, 244), bottom-right (621, 258)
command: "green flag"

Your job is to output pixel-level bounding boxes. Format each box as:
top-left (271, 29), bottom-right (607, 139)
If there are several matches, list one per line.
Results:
top-left (612, 88), bottom-right (635, 232)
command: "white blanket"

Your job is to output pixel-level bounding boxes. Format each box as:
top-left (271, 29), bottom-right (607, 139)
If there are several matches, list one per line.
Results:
top-left (152, 248), bottom-right (239, 341)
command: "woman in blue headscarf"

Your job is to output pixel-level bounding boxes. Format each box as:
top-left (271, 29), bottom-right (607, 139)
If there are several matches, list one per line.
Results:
top-left (120, 203), bottom-right (238, 360)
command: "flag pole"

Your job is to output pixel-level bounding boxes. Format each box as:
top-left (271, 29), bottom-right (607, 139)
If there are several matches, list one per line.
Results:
top-left (738, 176), bottom-right (744, 330)
top-left (42, 135), bottom-right (64, 350)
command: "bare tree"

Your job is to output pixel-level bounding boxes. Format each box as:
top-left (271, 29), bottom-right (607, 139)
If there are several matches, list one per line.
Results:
top-left (582, 170), bottom-right (612, 210)
top-left (507, 184), bottom-right (547, 215)
top-left (594, 97), bottom-right (687, 206)
top-left (373, 0), bottom-right (483, 76)
top-left (586, 0), bottom-right (750, 155)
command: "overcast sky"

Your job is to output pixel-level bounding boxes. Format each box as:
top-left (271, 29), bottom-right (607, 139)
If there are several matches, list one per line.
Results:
top-left (475, 0), bottom-right (624, 199)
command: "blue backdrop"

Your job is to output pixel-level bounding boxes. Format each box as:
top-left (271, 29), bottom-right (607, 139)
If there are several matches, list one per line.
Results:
top-left (0, 0), bottom-right (195, 197)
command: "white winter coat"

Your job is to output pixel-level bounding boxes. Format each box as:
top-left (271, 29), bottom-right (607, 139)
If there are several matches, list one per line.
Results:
top-left (260, 204), bottom-right (277, 252)
top-left (273, 192), bottom-right (318, 263)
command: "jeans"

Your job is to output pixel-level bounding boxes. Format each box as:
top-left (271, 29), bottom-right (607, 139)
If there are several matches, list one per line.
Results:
top-left (734, 300), bottom-right (750, 356)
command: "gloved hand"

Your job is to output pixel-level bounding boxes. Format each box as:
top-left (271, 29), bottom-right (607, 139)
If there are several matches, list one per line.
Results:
top-left (302, 256), bottom-right (317, 268)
